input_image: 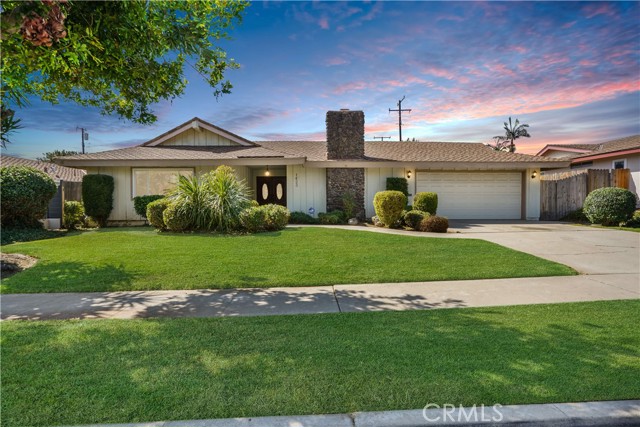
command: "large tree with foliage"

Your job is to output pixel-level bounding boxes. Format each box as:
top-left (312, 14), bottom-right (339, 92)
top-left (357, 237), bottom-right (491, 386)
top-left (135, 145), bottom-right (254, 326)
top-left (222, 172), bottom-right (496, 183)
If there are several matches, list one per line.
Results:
top-left (37, 149), bottom-right (79, 162)
top-left (0, 0), bottom-right (248, 146)
top-left (491, 117), bottom-right (531, 153)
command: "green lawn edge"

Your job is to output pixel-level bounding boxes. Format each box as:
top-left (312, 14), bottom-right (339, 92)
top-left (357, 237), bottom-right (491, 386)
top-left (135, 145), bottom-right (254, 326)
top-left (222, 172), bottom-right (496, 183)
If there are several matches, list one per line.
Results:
top-left (2, 300), bottom-right (638, 426)
top-left (0, 227), bottom-right (576, 293)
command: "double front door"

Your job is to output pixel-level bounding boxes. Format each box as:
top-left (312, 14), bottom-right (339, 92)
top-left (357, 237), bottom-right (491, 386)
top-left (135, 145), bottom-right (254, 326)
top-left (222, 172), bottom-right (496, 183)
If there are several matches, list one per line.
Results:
top-left (256, 176), bottom-right (286, 206)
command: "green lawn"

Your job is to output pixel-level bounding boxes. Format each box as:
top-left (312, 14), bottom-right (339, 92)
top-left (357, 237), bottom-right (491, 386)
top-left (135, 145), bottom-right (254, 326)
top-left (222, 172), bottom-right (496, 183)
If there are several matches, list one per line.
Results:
top-left (2, 300), bottom-right (639, 426)
top-left (0, 227), bottom-right (574, 293)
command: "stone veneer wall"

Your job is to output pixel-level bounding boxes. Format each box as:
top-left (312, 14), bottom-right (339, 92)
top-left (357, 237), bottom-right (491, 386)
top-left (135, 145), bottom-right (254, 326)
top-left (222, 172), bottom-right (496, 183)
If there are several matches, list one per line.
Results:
top-left (326, 168), bottom-right (365, 218)
top-left (325, 110), bottom-right (366, 219)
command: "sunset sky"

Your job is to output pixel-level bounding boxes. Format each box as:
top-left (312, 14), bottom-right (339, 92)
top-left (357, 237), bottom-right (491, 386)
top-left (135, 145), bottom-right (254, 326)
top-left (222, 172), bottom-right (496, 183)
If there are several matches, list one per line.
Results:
top-left (4, 1), bottom-right (640, 159)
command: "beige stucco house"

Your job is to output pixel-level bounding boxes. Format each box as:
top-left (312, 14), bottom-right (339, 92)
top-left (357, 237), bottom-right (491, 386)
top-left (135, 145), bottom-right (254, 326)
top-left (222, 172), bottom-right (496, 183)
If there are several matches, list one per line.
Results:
top-left (57, 110), bottom-right (568, 224)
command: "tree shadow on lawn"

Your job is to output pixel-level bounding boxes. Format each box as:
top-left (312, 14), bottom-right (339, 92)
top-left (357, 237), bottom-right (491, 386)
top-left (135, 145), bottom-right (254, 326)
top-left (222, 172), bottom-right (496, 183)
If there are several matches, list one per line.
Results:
top-left (2, 301), bottom-right (639, 426)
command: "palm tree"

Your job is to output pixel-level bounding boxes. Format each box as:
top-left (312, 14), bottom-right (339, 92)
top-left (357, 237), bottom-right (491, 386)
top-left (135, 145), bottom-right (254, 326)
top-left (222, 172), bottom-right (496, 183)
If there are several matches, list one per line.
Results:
top-left (493, 117), bottom-right (530, 153)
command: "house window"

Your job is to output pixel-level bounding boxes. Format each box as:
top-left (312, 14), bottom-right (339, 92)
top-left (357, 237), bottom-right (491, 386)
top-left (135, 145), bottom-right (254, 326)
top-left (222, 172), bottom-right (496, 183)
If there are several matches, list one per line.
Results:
top-left (132, 168), bottom-right (194, 197)
top-left (612, 159), bottom-right (627, 169)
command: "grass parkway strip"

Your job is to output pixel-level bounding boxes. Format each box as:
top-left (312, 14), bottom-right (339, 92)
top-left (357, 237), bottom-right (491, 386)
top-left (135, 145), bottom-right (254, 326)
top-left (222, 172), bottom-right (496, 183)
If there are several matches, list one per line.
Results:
top-left (1, 300), bottom-right (639, 426)
top-left (0, 227), bottom-right (575, 293)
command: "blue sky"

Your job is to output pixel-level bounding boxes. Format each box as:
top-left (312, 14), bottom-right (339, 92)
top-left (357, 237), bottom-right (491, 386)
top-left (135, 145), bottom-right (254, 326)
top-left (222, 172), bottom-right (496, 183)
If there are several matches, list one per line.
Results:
top-left (4, 1), bottom-right (639, 159)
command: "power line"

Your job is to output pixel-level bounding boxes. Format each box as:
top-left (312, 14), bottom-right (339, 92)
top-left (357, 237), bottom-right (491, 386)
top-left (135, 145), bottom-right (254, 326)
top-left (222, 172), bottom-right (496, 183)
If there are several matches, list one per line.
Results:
top-left (389, 96), bottom-right (411, 142)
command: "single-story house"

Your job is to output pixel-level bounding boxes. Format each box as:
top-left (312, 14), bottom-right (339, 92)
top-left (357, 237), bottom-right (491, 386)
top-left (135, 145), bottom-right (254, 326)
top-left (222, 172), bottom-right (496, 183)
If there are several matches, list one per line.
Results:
top-left (1, 154), bottom-right (86, 228)
top-left (536, 135), bottom-right (640, 198)
top-left (56, 110), bottom-right (569, 224)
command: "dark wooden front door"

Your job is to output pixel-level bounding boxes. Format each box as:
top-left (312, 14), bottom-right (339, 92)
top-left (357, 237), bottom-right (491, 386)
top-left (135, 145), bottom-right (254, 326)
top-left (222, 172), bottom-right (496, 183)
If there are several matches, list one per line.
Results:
top-left (256, 176), bottom-right (286, 206)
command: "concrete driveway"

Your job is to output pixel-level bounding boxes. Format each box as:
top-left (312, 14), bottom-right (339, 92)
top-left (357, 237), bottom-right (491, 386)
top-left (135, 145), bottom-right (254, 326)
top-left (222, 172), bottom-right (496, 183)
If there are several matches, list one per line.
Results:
top-left (448, 221), bottom-right (639, 275)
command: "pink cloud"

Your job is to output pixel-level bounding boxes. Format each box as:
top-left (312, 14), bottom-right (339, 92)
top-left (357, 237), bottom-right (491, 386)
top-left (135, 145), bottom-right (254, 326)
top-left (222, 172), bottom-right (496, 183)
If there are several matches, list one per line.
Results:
top-left (324, 56), bottom-right (349, 66)
top-left (583, 3), bottom-right (617, 19)
top-left (420, 66), bottom-right (456, 80)
top-left (318, 16), bottom-right (329, 30)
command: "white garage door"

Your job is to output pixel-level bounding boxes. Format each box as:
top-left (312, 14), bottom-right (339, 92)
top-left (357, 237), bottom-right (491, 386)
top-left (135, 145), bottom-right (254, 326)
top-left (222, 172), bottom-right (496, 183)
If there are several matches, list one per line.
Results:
top-left (416, 172), bottom-right (522, 219)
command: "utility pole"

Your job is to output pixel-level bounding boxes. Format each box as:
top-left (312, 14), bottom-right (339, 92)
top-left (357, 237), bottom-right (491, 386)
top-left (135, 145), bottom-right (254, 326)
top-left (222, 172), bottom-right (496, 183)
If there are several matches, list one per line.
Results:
top-left (373, 136), bottom-right (391, 141)
top-left (389, 96), bottom-right (411, 142)
top-left (76, 127), bottom-right (89, 154)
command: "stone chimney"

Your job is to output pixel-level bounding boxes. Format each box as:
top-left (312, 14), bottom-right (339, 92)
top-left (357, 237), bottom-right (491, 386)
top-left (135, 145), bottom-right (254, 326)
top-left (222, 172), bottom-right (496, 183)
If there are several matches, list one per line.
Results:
top-left (326, 109), bottom-right (365, 160)
top-left (325, 109), bottom-right (366, 219)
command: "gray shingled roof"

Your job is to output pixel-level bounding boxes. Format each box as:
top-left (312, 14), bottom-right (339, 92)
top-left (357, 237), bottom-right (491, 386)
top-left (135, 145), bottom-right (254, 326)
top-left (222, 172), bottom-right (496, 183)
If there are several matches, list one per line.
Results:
top-left (541, 135), bottom-right (640, 159)
top-left (0, 154), bottom-right (85, 182)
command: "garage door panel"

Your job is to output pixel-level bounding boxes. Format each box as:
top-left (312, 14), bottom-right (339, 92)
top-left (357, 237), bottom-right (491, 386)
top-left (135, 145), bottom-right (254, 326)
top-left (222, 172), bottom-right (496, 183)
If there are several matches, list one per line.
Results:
top-left (416, 172), bottom-right (522, 219)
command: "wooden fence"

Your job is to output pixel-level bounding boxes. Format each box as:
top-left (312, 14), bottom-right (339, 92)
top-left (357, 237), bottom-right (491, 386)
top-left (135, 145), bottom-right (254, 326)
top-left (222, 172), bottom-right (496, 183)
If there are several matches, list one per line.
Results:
top-left (61, 181), bottom-right (82, 202)
top-left (540, 169), bottom-right (631, 220)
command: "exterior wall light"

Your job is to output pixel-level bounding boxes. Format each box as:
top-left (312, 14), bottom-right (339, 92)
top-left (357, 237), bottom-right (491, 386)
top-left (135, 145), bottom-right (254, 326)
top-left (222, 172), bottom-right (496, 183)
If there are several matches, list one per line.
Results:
top-left (265, 166), bottom-right (271, 176)
top-left (406, 170), bottom-right (412, 179)
top-left (531, 170), bottom-right (538, 179)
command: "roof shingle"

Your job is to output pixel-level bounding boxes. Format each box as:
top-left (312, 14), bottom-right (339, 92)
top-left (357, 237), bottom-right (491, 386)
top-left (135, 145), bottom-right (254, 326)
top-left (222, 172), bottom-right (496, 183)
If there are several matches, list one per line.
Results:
top-left (0, 155), bottom-right (85, 182)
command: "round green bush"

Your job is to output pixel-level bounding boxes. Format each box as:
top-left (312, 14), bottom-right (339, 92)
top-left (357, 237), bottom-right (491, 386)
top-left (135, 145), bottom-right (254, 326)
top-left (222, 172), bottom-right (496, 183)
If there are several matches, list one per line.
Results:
top-left (239, 206), bottom-right (266, 233)
top-left (263, 204), bottom-right (290, 231)
top-left (583, 187), bottom-right (637, 226)
top-left (63, 201), bottom-right (85, 230)
top-left (0, 166), bottom-right (57, 227)
top-left (146, 198), bottom-right (170, 230)
top-left (162, 203), bottom-right (192, 232)
top-left (133, 195), bottom-right (164, 218)
top-left (413, 192), bottom-right (438, 215)
top-left (403, 210), bottom-right (429, 230)
top-left (82, 174), bottom-right (114, 227)
top-left (373, 190), bottom-right (407, 227)
top-left (419, 215), bottom-right (449, 233)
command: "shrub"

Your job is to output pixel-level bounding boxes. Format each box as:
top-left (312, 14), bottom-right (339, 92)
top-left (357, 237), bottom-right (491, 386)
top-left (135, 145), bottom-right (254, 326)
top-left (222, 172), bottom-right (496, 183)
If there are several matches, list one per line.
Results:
top-left (342, 192), bottom-right (357, 219)
top-left (403, 210), bottom-right (429, 230)
top-left (164, 175), bottom-right (205, 230)
top-left (0, 166), bottom-right (57, 227)
top-left (203, 165), bottom-right (251, 232)
top-left (146, 198), bottom-right (170, 230)
top-left (262, 204), bottom-right (290, 231)
top-left (239, 206), bottom-right (267, 233)
top-left (373, 190), bottom-right (407, 227)
top-left (133, 195), bottom-right (164, 218)
top-left (413, 192), bottom-right (438, 215)
top-left (318, 210), bottom-right (346, 225)
top-left (583, 187), bottom-right (636, 226)
top-left (162, 203), bottom-right (192, 232)
top-left (289, 211), bottom-right (318, 224)
top-left (1, 227), bottom-right (65, 245)
top-left (386, 177), bottom-right (408, 196)
top-left (82, 174), bottom-right (114, 227)
top-left (63, 201), bottom-right (85, 230)
top-left (624, 210), bottom-right (640, 228)
top-left (560, 208), bottom-right (588, 223)
top-left (419, 215), bottom-right (449, 233)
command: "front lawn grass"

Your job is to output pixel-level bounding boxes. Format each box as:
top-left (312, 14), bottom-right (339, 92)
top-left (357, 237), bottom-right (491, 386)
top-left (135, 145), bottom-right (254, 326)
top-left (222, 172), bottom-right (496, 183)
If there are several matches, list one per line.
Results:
top-left (0, 227), bottom-right (574, 293)
top-left (2, 300), bottom-right (639, 426)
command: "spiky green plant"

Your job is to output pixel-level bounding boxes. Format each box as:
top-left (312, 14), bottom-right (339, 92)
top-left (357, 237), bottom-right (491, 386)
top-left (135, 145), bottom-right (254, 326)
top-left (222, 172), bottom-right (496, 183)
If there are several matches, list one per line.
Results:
top-left (203, 165), bottom-right (251, 232)
top-left (164, 174), bottom-right (207, 230)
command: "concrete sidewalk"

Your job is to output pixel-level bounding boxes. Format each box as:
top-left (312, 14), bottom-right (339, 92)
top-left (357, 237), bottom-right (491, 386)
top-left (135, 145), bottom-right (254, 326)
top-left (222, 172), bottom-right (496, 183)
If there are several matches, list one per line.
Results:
top-left (69, 400), bottom-right (640, 427)
top-left (2, 273), bottom-right (638, 320)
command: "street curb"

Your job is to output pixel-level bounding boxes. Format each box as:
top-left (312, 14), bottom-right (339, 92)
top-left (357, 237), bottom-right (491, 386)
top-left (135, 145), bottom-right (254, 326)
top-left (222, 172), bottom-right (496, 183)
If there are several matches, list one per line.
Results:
top-left (69, 400), bottom-right (640, 427)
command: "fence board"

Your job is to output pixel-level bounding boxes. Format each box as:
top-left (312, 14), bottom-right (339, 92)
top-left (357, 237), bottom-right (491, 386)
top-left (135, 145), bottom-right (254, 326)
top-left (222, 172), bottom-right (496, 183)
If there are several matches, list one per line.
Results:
top-left (540, 168), bottom-right (629, 221)
top-left (61, 181), bottom-right (82, 202)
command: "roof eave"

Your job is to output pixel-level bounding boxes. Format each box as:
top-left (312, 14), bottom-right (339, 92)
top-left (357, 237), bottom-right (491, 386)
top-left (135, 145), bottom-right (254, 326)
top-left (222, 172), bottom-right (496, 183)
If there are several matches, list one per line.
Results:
top-left (571, 147), bottom-right (640, 163)
top-left (56, 157), bottom-right (306, 168)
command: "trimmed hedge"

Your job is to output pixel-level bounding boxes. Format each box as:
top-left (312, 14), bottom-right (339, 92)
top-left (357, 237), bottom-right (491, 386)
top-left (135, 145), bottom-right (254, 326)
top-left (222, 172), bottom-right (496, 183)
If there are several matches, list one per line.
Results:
top-left (413, 192), bottom-right (438, 215)
top-left (289, 211), bottom-right (319, 224)
top-left (239, 204), bottom-right (290, 233)
top-left (0, 166), bottom-right (57, 227)
top-left (133, 195), bottom-right (164, 218)
top-left (583, 187), bottom-right (636, 226)
top-left (162, 203), bottom-right (192, 232)
top-left (373, 191), bottom-right (407, 227)
top-left (63, 201), bottom-right (84, 230)
top-left (386, 177), bottom-right (408, 197)
top-left (82, 174), bottom-right (114, 227)
top-left (419, 215), bottom-right (449, 233)
top-left (239, 206), bottom-right (267, 233)
top-left (146, 198), bottom-right (170, 230)
top-left (404, 210), bottom-right (429, 230)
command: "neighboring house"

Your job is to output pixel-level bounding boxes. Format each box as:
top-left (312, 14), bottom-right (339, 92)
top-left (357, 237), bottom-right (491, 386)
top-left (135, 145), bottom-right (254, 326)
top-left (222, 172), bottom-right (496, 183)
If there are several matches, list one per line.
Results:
top-left (537, 135), bottom-right (640, 198)
top-left (56, 110), bottom-right (568, 223)
top-left (1, 154), bottom-right (86, 227)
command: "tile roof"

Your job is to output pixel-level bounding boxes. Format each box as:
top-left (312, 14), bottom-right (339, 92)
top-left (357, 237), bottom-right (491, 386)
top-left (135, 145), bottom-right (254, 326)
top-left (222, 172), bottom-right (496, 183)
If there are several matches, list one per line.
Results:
top-left (0, 154), bottom-right (85, 182)
top-left (58, 145), bottom-right (300, 161)
top-left (259, 140), bottom-right (563, 163)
